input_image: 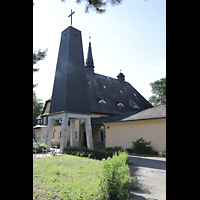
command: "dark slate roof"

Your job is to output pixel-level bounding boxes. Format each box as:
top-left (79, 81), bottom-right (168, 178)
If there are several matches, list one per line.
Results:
top-left (48, 26), bottom-right (152, 116)
top-left (91, 104), bottom-right (166, 124)
top-left (49, 26), bottom-right (90, 115)
top-left (86, 72), bottom-right (152, 115)
top-left (41, 98), bottom-right (51, 116)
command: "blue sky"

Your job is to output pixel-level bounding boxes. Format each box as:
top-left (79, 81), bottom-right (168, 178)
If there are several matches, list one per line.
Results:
top-left (33, 0), bottom-right (166, 104)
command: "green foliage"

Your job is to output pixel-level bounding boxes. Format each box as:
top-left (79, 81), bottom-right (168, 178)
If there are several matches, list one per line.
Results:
top-left (33, 48), bottom-right (48, 72)
top-left (63, 146), bottom-right (115, 160)
top-left (132, 138), bottom-right (158, 155)
top-left (149, 77), bottom-right (166, 106)
top-left (33, 92), bottom-right (43, 126)
top-left (159, 151), bottom-right (166, 157)
top-left (62, 0), bottom-right (122, 13)
top-left (33, 142), bottom-right (47, 153)
top-left (99, 151), bottom-right (132, 200)
top-left (33, 48), bottom-right (47, 88)
top-left (33, 155), bottom-right (101, 199)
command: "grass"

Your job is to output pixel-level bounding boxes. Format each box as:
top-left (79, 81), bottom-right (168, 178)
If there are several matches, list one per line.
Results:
top-left (33, 155), bottom-right (102, 199)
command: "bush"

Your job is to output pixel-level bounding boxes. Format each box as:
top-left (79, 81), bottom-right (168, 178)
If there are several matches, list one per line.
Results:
top-left (159, 151), bottom-right (166, 157)
top-left (132, 138), bottom-right (158, 155)
top-left (63, 146), bottom-right (115, 160)
top-left (99, 151), bottom-right (132, 200)
top-left (33, 142), bottom-right (46, 153)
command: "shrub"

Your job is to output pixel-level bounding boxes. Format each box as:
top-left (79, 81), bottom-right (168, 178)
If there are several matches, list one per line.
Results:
top-left (33, 142), bottom-right (46, 153)
top-left (63, 146), bottom-right (116, 160)
top-left (132, 138), bottom-right (158, 155)
top-left (99, 151), bottom-right (132, 200)
top-left (159, 151), bottom-right (166, 157)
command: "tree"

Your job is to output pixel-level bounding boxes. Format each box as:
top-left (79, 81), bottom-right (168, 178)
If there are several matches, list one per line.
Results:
top-left (33, 49), bottom-right (48, 73)
top-left (61, 0), bottom-right (123, 13)
top-left (33, 91), bottom-right (43, 126)
top-left (149, 78), bottom-right (166, 106)
top-left (33, 49), bottom-right (48, 88)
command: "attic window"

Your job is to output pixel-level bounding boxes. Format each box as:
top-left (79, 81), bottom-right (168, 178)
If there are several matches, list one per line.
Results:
top-left (107, 77), bottom-right (110, 79)
top-left (88, 82), bottom-right (91, 85)
top-left (117, 103), bottom-right (124, 107)
top-left (103, 85), bottom-right (106, 88)
top-left (98, 100), bottom-right (107, 104)
top-left (129, 99), bottom-right (139, 109)
top-left (120, 90), bottom-right (123, 94)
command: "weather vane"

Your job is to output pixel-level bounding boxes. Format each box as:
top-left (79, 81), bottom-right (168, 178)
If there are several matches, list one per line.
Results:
top-left (68, 9), bottom-right (75, 26)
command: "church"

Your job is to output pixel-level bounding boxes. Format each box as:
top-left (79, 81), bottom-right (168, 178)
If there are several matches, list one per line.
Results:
top-left (33, 26), bottom-right (166, 152)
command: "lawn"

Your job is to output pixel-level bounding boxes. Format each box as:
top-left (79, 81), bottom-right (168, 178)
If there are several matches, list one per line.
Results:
top-left (33, 155), bottom-right (102, 199)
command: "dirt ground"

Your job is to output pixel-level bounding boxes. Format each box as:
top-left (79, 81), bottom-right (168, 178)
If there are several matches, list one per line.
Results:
top-left (128, 154), bottom-right (166, 200)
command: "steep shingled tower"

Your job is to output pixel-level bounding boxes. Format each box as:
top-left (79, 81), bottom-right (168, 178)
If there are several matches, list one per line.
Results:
top-left (46, 26), bottom-right (93, 151)
top-left (49, 26), bottom-right (90, 115)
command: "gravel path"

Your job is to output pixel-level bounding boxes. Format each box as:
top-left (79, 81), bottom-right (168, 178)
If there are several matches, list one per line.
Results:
top-left (128, 154), bottom-right (166, 200)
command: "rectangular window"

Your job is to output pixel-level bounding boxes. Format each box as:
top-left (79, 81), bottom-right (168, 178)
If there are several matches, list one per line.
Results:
top-left (44, 117), bottom-right (46, 124)
top-left (59, 131), bottom-right (61, 138)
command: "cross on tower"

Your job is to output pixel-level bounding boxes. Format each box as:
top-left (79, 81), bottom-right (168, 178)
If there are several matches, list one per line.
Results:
top-left (68, 9), bottom-right (75, 26)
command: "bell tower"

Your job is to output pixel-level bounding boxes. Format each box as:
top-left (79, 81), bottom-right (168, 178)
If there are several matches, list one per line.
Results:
top-left (46, 26), bottom-right (93, 151)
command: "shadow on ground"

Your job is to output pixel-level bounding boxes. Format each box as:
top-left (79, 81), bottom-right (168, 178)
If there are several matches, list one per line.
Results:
top-left (128, 154), bottom-right (166, 170)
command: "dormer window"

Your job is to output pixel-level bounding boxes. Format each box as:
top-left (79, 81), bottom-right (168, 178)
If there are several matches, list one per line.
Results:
top-left (98, 100), bottom-right (107, 104)
top-left (129, 99), bottom-right (140, 109)
top-left (117, 103), bottom-right (124, 107)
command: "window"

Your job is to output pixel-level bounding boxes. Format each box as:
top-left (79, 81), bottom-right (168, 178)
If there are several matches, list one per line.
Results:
top-left (52, 131), bottom-right (55, 138)
top-left (134, 93), bottom-right (137, 96)
top-left (75, 131), bottom-right (77, 139)
top-left (98, 99), bottom-right (107, 104)
top-left (117, 103), bottom-right (124, 107)
top-left (88, 81), bottom-right (91, 85)
top-left (129, 99), bottom-right (139, 109)
top-left (120, 90), bottom-right (123, 94)
top-left (103, 85), bottom-right (106, 88)
top-left (44, 116), bottom-right (46, 124)
top-left (37, 132), bottom-right (40, 139)
top-left (59, 131), bottom-right (61, 138)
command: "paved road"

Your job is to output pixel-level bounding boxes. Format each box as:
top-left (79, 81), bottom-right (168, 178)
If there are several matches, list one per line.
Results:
top-left (128, 154), bottom-right (166, 200)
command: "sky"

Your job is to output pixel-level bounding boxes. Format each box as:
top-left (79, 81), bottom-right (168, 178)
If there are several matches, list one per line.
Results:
top-left (33, 0), bottom-right (166, 104)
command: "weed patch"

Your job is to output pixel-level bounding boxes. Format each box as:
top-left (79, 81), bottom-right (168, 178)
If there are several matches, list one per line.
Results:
top-left (33, 155), bottom-right (101, 199)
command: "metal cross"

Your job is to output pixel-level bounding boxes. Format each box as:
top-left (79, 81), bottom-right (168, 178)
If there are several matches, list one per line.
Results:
top-left (68, 9), bottom-right (75, 26)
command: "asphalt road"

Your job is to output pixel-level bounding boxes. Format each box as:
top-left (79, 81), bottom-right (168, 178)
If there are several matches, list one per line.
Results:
top-left (128, 154), bottom-right (166, 200)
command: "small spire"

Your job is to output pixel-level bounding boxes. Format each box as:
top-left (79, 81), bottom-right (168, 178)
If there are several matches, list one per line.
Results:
top-left (85, 36), bottom-right (94, 74)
